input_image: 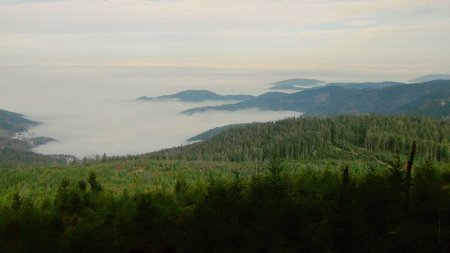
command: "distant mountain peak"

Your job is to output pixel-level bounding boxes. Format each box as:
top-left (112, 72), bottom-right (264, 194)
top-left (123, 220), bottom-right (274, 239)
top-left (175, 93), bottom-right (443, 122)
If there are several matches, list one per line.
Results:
top-left (409, 74), bottom-right (450, 83)
top-left (272, 78), bottom-right (325, 86)
top-left (270, 78), bottom-right (326, 91)
top-left (173, 90), bottom-right (217, 95)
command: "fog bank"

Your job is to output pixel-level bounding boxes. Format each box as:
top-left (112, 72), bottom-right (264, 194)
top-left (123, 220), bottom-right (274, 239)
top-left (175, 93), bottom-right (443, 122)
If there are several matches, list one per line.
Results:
top-left (1, 65), bottom-right (300, 158)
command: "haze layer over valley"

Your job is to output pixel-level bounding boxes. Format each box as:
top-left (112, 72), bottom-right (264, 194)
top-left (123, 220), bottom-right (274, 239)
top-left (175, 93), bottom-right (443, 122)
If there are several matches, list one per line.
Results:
top-left (0, 66), bottom-right (302, 158)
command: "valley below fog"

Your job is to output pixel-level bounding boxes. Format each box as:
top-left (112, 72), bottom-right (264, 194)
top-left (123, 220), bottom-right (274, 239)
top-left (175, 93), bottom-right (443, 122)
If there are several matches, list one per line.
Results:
top-left (0, 66), bottom-right (300, 158)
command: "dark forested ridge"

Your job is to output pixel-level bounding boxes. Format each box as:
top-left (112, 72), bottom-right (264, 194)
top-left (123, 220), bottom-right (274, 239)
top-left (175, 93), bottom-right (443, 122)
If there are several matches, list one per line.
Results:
top-left (153, 115), bottom-right (450, 162)
top-left (182, 80), bottom-right (450, 117)
top-left (137, 90), bottom-right (254, 102)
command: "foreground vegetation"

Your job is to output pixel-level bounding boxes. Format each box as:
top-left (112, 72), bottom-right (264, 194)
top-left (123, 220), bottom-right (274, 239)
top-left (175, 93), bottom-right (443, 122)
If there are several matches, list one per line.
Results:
top-left (1, 157), bottom-right (450, 253)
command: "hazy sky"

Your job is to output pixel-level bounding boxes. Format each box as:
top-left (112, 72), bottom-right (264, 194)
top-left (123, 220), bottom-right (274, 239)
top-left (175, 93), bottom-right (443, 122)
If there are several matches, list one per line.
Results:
top-left (1, 0), bottom-right (450, 79)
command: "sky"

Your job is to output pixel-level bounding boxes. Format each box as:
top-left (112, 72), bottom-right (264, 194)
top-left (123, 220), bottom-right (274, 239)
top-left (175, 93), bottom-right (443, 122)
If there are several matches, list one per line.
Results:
top-left (1, 0), bottom-right (450, 79)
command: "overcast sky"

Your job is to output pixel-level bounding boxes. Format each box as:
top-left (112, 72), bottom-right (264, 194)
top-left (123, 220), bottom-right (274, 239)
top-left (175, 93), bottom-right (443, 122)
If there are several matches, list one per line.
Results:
top-left (1, 0), bottom-right (449, 78)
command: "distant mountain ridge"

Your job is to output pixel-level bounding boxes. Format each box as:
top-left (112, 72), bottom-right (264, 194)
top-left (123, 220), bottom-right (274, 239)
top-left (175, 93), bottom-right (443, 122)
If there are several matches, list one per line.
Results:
top-left (138, 90), bottom-right (254, 102)
top-left (182, 80), bottom-right (450, 118)
top-left (325, 81), bottom-right (405, 89)
top-left (272, 78), bottom-right (325, 86)
top-left (409, 74), bottom-right (450, 83)
top-left (0, 109), bottom-right (73, 166)
top-left (0, 109), bottom-right (56, 150)
top-left (269, 78), bottom-right (403, 91)
top-left (182, 91), bottom-right (290, 115)
top-left (0, 109), bottom-right (40, 133)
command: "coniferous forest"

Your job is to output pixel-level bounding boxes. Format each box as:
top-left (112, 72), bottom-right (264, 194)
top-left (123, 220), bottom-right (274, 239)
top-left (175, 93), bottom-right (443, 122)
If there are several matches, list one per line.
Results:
top-left (0, 115), bottom-right (449, 253)
top-left (1, 159), bottom-right (450, 252)
top-left (153, 115), bottom-right (449, 162)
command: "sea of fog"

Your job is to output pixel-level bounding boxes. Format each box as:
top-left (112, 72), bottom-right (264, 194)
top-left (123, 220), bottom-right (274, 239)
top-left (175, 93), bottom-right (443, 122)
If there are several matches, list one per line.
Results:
top-left (0, 65), bottom-right (306, 158)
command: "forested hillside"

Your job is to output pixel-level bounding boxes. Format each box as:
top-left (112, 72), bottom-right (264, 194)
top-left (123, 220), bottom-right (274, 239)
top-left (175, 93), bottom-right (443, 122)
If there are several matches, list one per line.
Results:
top-left (395, 88), bottom-right (450, 119)
top-left (153, 115), bottom-right (450, 162)
top-left (187, 123), bottom-right (248, 142)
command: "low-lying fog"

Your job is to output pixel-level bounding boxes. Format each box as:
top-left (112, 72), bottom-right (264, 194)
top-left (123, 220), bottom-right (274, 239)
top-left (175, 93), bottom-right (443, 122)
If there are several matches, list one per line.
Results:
top-left (1, 65), bottom-right (301, 158)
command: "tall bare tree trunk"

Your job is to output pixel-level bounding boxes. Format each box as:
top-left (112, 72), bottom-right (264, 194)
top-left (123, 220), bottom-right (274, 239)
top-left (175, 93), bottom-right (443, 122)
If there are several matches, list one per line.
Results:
top-left (403, 141), bottom-right (416, 253)
top-left (405, 141), bottom-right (416, 210)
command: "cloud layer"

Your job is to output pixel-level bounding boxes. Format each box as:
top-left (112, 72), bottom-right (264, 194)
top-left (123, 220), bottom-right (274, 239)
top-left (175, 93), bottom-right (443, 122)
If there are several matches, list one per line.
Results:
top-left (1, 0), bottom-right (449, 77)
